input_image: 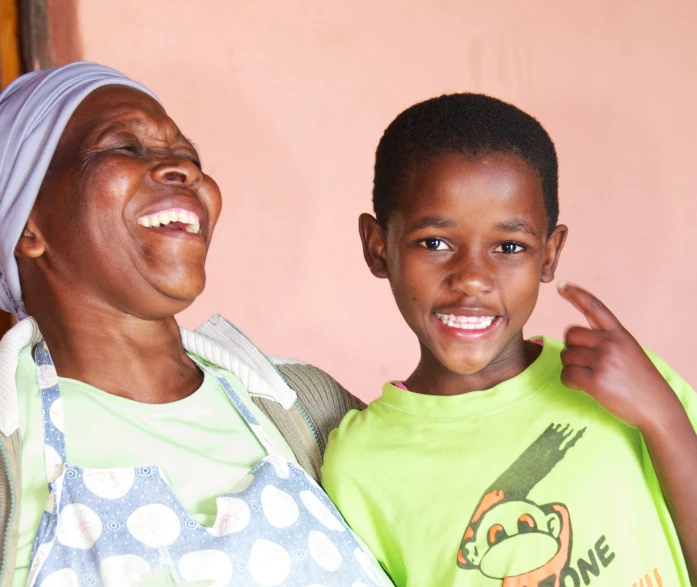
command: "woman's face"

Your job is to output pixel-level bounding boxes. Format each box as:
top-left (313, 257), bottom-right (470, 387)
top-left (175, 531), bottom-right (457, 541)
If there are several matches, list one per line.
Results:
top-left (24, 85), bottom-right (223, 318)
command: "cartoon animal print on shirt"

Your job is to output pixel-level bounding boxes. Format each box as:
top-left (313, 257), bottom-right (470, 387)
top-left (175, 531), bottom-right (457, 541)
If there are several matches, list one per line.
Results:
top-left (457, 423), bottom-right (585, 587)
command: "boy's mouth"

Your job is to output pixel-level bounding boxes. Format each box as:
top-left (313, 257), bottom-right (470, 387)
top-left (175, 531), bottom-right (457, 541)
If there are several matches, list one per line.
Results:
top-left (136, 207), bottom-right (201, 234)
top-left (435, 313), bottom-right (500, 331)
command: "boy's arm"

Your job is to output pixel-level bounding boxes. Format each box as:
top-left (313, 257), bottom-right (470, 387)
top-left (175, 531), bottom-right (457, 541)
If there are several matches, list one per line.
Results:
top-left (322, 422), bottom-right (402, 585)
top-left (557, 282), bottom-right (697, 583)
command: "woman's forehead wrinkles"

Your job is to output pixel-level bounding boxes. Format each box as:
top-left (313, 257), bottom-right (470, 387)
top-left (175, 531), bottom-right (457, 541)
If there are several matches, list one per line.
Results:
top-left (58, 91), bottom-right (193, 156)
top-left (95, 118), bottom-right (148, 140)
top-left (90, 116), bottom-right (191, 147)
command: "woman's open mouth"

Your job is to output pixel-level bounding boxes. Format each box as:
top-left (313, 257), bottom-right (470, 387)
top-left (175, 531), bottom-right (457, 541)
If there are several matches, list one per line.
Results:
top-left (137, 207), bottom-right (200, 234)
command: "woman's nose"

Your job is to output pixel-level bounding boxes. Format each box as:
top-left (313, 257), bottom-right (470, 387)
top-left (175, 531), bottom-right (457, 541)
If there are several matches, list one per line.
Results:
top-left (151, 157), bottom-right (202, 188)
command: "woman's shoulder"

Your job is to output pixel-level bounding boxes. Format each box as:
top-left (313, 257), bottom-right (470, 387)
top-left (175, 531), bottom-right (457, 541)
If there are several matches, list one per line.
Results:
top-left (0, 318), bottom-right (42, 438)
top-left (188, 314), bottom-right (365, 480)
top-left (271, 357), bottom-right (365, 437)
top-left (186, 314), bottom-right (364, 412)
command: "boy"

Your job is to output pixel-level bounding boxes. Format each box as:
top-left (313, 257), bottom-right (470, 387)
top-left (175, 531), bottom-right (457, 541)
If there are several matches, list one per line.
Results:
top-left (321, 94), bottom-right (697, 587)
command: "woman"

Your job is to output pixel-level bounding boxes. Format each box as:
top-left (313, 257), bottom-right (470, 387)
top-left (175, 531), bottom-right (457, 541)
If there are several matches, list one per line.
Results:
top-left (0, 62), bottom-right (390, 587)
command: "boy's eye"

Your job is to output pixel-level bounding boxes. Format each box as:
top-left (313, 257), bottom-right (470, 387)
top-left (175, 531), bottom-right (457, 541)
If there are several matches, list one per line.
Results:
top-left (496, 242), bottom-right (525, 254)
top-left (418, 238), bottom-right (450, 251)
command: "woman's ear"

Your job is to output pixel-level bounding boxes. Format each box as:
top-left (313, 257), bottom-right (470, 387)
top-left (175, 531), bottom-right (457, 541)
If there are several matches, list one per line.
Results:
top-left (358, 213), bottom-right (389, 279)
top-left (14, 216), bottom-right (46, 260)
top-left (540, 224), bottom-right (568, 283)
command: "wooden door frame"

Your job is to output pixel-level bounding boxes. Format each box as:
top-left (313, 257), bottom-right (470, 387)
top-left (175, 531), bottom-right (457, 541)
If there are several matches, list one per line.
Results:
top-left (0, 0), bottom-right (50, 335)
top-left (0, 0), bottom-right (21, 88)
top-left (19, 0), bottom-right (50, 71)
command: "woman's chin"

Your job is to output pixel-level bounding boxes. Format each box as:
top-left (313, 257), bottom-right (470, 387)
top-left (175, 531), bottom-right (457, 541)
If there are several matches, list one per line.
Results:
top-left (137, 278), bottom-right (205, 318)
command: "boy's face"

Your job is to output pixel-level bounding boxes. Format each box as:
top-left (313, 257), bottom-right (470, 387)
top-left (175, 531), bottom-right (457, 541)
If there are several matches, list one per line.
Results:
top-left (360, 152), bottom-right (567, 382)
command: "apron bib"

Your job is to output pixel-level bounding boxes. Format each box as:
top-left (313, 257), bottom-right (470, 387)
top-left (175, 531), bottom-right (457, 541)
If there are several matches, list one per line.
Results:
top-left (27, 340), bottom-right (392, 587)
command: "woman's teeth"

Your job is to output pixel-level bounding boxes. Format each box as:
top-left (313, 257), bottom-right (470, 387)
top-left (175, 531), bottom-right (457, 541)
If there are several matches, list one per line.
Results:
top-left (137, 208), bottom-right (200, 234)
top-left (435, 313), bottom-right (497, 330)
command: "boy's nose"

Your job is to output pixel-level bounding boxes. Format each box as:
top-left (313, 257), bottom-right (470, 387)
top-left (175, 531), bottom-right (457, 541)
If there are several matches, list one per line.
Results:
top-left (446, 258), bottom-right (494, 297)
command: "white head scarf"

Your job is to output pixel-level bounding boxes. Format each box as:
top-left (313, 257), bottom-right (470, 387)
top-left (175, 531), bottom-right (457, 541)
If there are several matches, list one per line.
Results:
top-left (0, 61), bottom-right (160, 318)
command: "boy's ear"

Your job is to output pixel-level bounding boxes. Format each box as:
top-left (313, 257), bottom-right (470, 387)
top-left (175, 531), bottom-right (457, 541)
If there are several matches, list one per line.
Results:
top-left (358, 213), bottom-right (389, 279)
top-left (14, 216), bottom-right (46, 260)
top-left (540, 224), bottom-right (568, 283)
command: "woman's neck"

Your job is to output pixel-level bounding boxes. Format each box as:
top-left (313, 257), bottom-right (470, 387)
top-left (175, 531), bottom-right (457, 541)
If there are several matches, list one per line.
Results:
top-left (32, 303), bottom-right (203, 404)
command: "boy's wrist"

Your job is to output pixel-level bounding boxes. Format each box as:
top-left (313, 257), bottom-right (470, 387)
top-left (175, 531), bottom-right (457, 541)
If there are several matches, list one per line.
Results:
top-left (635, 384), bottom-right (690, 443)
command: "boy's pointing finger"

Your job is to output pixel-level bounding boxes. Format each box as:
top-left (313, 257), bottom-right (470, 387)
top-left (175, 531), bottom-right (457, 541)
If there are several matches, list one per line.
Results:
top-left (557, 281), bottom-right (620, 331)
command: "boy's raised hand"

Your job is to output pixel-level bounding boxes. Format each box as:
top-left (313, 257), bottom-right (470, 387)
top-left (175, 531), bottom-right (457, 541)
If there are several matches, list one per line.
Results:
top-left (558, 281), bottom-right (697, 581)
top-left (557, 281), bottom-right (681, 430)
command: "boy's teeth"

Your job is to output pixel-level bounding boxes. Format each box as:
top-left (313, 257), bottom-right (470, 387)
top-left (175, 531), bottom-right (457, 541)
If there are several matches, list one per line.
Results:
top-left (137, 208), bottom-right (200, 234)
top-left (435, 313), bottom-right (497, 329)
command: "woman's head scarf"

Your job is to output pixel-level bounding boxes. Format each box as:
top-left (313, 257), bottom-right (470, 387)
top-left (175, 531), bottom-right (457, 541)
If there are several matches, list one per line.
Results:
top-left (0, 61), bottom-right (160, 318)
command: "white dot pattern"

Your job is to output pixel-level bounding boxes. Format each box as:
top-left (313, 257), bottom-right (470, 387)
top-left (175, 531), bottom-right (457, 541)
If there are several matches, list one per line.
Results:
top-left (308, 531), bottom-right (342, 572)
top-left (267, 454), bottom-right (290, 479)
top-left (249, 539), bottom-right (292, 586)
top-left (126, 504), bottom-right (181, 548)
top-left (300, 490), bottom-right (345, 532)
top-left (48, 398), bottom-right (64, 433)
top-left (207, 497), bottom-right (250, 536)
top-left (37, 364), bottom-right (58, 389)
top-left (261, 485), bottom-right (300, 528)
top-left (39, 567), bottom-right (79, 587)
top-left (83, 467), bottom-right (135, 499)
top-left (100, 554), bottom-right (150, 587)
top-left (28, 338), bottom-right (391, 586)
top-left (55, 504), bottom-right (102, 549)
top-left (179, 549), bottom-right (233, 587)
top-left (44, 444), bottom-right (62, 484)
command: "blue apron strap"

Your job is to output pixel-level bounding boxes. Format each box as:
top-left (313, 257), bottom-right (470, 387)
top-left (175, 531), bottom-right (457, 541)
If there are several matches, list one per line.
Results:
top-left (34, 339), bottom-right (67, 478)
top-left (195, 359), bottom-right (280, 456)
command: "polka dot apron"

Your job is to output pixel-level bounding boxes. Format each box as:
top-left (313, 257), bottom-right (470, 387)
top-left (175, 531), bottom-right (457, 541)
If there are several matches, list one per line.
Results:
top-left (27, 340), bottom-right (393, 587)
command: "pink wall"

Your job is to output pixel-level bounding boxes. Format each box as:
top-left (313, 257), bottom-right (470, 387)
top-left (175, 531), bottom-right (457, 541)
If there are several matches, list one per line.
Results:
top-left (75, 1), bottom-right (697, 398)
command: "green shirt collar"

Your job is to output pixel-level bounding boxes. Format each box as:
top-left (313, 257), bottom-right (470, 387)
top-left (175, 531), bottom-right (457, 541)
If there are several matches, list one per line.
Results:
top-left (378, 336), bottom-right (563, 419)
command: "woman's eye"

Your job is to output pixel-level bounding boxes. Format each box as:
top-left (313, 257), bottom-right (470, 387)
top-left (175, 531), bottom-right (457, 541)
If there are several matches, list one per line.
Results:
top-left (418, 238), bottom-right (450, 251)
top-left (186, 156), bottom-right (203, 170)
top-left (114, 145), bottom-right (139, 154)
top-left (496, 242), bottom-right (525, 254)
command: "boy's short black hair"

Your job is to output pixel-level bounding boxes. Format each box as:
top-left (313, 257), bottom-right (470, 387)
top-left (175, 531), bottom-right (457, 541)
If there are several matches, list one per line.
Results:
top-left (373, 93), bottom-right (559, 236)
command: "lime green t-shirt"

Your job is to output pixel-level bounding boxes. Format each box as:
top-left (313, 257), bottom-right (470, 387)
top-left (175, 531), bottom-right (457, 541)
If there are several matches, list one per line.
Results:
top-left (322, 337), bottom-right (696, 587)
top-left (14, 344), bottom-right (297, 587)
